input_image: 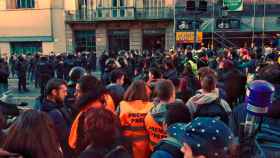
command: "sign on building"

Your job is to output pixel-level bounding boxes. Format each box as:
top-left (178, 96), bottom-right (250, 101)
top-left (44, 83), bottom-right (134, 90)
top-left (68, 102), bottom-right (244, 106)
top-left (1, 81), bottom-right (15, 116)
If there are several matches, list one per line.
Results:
top-left (176, 32), bottom-right (203, 43)
top-left (223, 0), bottom-right (243, 11)
top-left (176, 20), bottom-right (203, 31)
top-left (216, 18), bottom-right (241, 30)
top-left (176, 20), bottom-right (191, 31)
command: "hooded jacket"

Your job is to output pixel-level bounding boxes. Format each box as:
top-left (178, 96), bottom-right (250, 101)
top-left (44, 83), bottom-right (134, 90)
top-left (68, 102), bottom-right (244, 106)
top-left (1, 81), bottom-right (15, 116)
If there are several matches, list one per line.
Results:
top-left (186, 88), bottom-right (231, 118)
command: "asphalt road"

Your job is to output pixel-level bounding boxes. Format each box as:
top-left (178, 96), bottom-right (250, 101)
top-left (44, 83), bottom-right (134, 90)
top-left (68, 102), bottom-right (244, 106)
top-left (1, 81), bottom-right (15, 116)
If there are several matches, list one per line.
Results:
top-left (1, 78), bottom-right (40, 108)
top-left (0, 71), bottom-right (101, 108)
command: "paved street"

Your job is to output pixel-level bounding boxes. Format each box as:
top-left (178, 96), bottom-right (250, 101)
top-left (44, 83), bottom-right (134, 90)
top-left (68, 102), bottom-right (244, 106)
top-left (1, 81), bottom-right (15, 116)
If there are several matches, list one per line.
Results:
top-left (0, 71), bottom-right (102, 108)
top-left (1, 78), bottom-right (40, 108)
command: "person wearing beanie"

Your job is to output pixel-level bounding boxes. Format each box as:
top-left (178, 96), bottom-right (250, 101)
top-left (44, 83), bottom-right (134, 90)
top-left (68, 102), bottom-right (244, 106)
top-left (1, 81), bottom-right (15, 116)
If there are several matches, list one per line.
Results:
top-left (165, 117), bottom-right (234, 158)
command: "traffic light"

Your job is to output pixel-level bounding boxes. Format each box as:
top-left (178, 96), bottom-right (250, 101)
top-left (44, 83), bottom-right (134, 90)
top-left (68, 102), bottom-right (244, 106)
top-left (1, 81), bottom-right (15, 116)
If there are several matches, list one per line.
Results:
top-left (186, 0), bottom-right (195, 11)
top-left (198, 1), bottom-right (207, 11)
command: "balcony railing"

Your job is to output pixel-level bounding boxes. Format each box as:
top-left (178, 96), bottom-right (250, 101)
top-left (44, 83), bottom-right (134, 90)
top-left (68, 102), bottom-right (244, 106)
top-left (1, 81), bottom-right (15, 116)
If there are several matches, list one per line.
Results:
top-left (135, 7), bottom-right (173, 20)
top-left (66, 7), bottom-right (173, 22)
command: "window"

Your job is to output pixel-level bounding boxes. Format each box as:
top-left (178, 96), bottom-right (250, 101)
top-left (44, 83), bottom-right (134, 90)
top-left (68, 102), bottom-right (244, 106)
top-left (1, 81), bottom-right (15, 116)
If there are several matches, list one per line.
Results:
top-left (16, 0), bottom-right (35, 8)
top-left (10, 42), bottom-right (42, 55)
top-left (6, 0), bottom-right (35, 9)
top-left (75, 31), bottom-right (96, 52)
top-left (108, 30), bottom-right (129, 52)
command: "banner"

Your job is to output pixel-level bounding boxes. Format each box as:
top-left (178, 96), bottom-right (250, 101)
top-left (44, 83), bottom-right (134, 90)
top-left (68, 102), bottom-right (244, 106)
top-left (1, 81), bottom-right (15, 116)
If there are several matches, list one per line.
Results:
top-left (176, 32), bottom-right (203, 44)
top-left (223, 0), bottom-right (243, 11)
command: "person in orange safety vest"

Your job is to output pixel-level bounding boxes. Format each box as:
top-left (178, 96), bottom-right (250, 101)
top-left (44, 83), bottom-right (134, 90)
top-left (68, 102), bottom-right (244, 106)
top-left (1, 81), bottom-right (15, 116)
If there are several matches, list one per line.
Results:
top-left (118, 80), bottom-right (153, 158)
top-left (145, 79), bottom-right (176, 151)
top-left (68, 75), bottom-right (115, 151)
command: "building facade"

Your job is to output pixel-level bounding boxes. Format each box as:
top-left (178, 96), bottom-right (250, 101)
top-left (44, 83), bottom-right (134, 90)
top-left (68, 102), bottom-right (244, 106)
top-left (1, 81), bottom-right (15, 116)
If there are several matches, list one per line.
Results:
top-left (0, 0), bottom-right (67, 56)
top-left (65, 0), bottom-right (174, 54)
top-left (0, 0), bottom-right (280, 56)
top-left (66, 0), bottom-right (280, 53)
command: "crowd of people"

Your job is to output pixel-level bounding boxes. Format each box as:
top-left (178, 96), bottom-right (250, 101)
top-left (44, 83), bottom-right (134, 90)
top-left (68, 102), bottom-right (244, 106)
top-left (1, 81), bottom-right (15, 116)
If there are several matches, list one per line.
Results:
top-left (0, 45), bottom-right (279, 158)
top-left (0, 52), bottom-right (97, 94)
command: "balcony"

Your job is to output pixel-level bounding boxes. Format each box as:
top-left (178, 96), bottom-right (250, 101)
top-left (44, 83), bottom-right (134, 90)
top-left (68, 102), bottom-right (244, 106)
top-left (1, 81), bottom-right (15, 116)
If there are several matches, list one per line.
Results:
top-left (135, 7), bottom-right (173, 20)
top-left (65, 7), bottom-right (173, 22)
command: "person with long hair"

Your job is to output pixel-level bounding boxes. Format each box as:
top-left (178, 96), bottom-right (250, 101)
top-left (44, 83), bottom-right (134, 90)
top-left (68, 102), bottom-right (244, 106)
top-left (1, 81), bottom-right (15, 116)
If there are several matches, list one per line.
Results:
top-left (77, 108), bottom-right (131, 158)
top-left (118, 80), bottom-right (153, 158)
top-left (68, 75), bottom-right (115, 151)
top-left (2, 110), bottom-right (63, 158)
top-left (186, 73), bottom-right (231, 124)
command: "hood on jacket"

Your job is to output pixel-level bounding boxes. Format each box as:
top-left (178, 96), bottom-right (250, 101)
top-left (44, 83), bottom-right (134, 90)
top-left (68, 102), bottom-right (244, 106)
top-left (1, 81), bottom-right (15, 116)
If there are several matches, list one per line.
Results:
top-left (186, 89), bottom-right (231, 116)
top-left (191, 89), bottom-right (219, 105)
top-left (150, 102), bottom-right (169, 125)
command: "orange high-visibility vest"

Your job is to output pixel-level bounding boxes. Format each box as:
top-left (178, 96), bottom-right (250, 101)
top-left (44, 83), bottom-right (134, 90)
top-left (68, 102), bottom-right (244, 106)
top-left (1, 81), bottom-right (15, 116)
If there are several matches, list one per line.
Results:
top-left (145, 109), bottom-right (168, 151)
top-left (68, 94), bottom-right (115, 149)
top-left (119, 100), bottom-right (153, 158)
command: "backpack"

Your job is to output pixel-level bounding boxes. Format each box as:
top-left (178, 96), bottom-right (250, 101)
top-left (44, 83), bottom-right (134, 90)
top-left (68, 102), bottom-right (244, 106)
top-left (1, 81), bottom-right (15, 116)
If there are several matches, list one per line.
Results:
top-left (194, 98), bottom-right (229, 124)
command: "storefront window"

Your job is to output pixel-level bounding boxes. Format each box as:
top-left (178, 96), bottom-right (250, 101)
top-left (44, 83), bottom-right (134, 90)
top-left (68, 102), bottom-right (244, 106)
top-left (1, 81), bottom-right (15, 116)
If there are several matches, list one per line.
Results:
top-left (10, 42), bottom-right (42, 55)
top-left (74, 30), bottom-right (96, 52)
top-left (108, 30), bottom-right (129, 52)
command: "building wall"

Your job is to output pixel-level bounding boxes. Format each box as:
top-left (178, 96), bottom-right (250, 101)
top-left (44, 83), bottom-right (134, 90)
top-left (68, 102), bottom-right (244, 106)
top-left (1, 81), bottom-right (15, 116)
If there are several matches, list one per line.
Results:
top-left (0, 9), bottom-right (52, 37)
top-left (64, 0), bottom-right (76, 10)
top-left (38, 0), bottom-right (51, 8)
top-left (0, 42), bottom-right (10, 57)
top-left (0, 0), bottom-right (68, 55)
top-left (65, 24), bottom-right (74, 53)
top-left (165, 22), bottom-right (174, 50)
top-left (42, 42), bottom-right (54, 55)
top-left (96, 25), bottom-right (108, 54)
top-left (51, 0), bottom-right (67, 53)
top-left (0, 0), bottom-right (6, 10)
top-left (130, 27), bottom-right (142, 50)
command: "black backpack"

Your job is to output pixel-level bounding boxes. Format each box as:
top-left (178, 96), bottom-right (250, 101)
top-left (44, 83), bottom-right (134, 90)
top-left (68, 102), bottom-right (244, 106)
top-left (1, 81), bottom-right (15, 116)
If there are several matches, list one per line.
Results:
top-left (194, 98), bottom-right (229, 124)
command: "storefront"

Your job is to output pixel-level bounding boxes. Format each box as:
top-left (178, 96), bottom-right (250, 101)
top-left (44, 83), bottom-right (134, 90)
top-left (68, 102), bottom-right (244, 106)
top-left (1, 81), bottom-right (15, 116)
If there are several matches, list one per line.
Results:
top-left (74, 30), bottom-right (96, 52)
top-left (108, 29), bottom-right (129, 52)
top-left (175, 31), bottom-right (203, 49)
top-left (10, 42), bottom-right (42, 54)
top-left (142, 29), bottom-right (165, 52)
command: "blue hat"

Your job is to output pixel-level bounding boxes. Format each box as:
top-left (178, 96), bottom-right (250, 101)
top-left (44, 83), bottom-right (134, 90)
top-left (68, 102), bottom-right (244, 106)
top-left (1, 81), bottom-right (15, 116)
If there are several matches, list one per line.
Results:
top-left (168, 117), bottom-right (234, 158)
top-left (246, 80), bottom-right (275, 116)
